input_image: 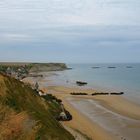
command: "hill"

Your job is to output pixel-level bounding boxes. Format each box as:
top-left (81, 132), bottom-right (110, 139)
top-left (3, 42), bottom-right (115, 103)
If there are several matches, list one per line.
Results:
top-left (0, 74), bottom-right (74, 140)
top-left (0, 62), bottom-right (68, 73)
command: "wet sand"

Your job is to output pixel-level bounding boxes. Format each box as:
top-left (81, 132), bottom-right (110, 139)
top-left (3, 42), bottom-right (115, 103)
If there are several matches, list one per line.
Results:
top-left (23, 76), bottom-right (140, 140)
top-left (66, 97), bottom-right (140, 140)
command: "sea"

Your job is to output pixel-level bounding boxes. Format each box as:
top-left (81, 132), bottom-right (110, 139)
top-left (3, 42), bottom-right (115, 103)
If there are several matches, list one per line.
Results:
top-left (45, 63), bottom-right (140, 139)
top-left (46, 63), bottom-right (140, 103)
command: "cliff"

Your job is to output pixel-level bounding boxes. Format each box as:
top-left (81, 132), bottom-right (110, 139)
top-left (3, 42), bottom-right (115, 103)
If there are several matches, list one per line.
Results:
top-left (29, 63), bottom-right (68, 72)
top-left (0, 62), bottom-right (68, 73)
top-left (0, 74), bottom-right (74, 140)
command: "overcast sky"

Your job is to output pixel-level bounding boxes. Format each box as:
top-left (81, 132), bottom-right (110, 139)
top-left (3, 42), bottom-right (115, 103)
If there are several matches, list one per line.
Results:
top-left (0, 0), bottom-right (140, 63)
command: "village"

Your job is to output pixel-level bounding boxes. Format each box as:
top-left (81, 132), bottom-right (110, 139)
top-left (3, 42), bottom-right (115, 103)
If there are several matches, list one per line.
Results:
top-left (0, 65), bottom-right (29, 80)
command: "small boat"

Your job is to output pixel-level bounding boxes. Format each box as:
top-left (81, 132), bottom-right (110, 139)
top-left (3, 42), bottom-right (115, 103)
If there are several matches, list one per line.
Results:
top-left (76, 81), bottom-right (87, 86)
top-left (126, 66), bottom-right (133, 68)
top-left (67, 67), bottom-right (72, 70)
top-left (92, 66), bottom-right (100, 69)
top-left (108, 66), bottom-right (116, 68)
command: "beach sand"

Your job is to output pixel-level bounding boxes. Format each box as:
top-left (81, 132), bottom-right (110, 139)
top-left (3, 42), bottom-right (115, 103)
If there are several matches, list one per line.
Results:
top-left (23, 77), bottom-right (140, 140)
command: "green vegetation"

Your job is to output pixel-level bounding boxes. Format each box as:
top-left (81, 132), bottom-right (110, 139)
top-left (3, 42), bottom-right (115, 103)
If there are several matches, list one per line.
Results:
top-left (0, 63), bottom-right (68, 74)
top-left (0, 74), bottom-right (74, 140)
top-left (28, 63), bottom-right (68, 72)
top-left (0, 65), bottom-right (8, 73)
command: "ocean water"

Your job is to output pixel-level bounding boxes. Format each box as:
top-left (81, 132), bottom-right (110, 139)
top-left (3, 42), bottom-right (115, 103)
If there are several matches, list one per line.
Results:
top-left (46, 63), bottom-right (140, 100)
top-left (44, 64), bottom-right (140, 139)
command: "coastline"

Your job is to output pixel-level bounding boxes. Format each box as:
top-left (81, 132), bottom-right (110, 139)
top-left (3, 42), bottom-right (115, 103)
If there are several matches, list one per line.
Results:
top-left (23, 74), bottom-right (140, 140)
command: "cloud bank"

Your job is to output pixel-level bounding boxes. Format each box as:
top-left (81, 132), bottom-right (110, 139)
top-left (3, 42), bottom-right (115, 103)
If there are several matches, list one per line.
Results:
top-left (0, 0), bottom-right (140, 63)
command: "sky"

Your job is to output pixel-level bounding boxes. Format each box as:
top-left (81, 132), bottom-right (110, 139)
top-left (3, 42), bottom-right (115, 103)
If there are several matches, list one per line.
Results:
top-left (0, 0), bottom-right (140, 63)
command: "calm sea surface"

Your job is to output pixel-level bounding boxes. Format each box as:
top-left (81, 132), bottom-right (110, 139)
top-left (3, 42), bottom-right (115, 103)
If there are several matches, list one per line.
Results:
top-left (43, 64), bottom-right (140, 139)
top-left (46, 63), bottom-right (140, 101)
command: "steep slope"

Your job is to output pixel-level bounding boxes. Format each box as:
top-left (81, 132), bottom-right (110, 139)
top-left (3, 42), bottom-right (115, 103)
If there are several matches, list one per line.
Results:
top-left (0, 74), bottom-right (74, 140)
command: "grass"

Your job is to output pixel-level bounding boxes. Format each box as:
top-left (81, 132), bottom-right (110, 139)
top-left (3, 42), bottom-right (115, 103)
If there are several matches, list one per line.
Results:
top-left (0, 74), bottom-right (74, 140)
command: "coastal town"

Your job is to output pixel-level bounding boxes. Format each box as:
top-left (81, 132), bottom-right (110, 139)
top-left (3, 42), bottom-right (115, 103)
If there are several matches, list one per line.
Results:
top-left (0, 65), bottom-right (28, 80)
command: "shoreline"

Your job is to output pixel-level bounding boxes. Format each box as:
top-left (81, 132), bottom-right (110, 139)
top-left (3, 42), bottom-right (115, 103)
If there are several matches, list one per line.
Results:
top-left (46, 87), bottom-right (140, 140)
top-left (22, 75), bottom-right (140, 140)
top-left (60, 95), bottom-right (118, 140)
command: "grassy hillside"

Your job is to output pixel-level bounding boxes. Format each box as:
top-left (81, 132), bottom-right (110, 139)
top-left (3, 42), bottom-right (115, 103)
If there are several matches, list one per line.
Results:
top-left (28, 63), bottom-right (67, 72)
top-left (0, 74), bottom-right (74, 140)
top-left (0, 63), bottom-right (68, 73)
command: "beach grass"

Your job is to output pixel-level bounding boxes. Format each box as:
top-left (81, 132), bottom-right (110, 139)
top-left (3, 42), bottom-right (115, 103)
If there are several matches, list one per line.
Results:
top-left (0, 74), bottom-right (74, 140)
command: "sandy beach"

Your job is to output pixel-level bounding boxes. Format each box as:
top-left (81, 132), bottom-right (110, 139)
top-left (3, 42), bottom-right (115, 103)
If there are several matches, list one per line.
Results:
top-left (23, 76), bottom-right (140, 140)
